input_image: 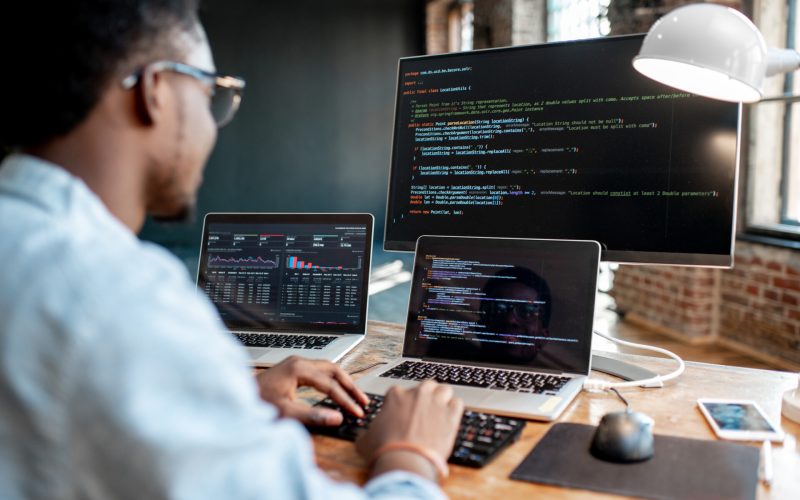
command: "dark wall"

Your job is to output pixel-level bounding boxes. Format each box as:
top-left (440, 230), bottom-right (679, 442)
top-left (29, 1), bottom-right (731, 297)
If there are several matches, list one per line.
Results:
top-left (140, 0), bottom-right (425, 261)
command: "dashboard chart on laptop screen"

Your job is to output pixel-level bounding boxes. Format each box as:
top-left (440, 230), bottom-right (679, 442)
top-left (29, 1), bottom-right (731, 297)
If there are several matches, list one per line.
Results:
top-left (199, 221), bottom-right (370, 330)
top-left (384, 34), bottom-right (740, 266)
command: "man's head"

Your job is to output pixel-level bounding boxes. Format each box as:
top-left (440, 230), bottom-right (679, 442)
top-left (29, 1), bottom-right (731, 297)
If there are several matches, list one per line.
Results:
top-left (0, 1), bottom-right (241, 226)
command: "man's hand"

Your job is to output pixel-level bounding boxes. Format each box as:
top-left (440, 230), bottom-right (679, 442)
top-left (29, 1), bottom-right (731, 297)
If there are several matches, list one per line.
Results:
top-left (256, 356), bottom-right (370, 426)
top-left (356, 381), bottom-right (463, 480)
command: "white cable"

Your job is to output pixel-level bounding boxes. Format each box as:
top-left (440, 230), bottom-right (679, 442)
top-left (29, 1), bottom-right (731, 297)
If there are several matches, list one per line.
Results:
top-left (582, 330), bottom-right (686, 390)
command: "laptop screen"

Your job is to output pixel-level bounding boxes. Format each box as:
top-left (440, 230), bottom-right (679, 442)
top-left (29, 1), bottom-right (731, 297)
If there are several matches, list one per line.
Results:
top-left (404, 236), bottom-right (599, 374)
top-left (197, 213), bottom-right (373, 334)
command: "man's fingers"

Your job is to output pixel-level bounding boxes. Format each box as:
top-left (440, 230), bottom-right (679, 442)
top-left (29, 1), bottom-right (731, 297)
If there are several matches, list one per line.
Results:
top-left (298, 368), bottom-right (364, 418)
top-left (279, 400), bottom-right (344, 426)
top-left (417, 379), bottom-right (438, 394)
top-left (295, 360), bottom-right (366, 417)
top-left (258, 357), bottom-right (367, 424)
top-left (433, 383), bottom-right (454, 404)
top-left (448, 395), bottom-right (465, 419)
top-left (326, 380), bottom-right (365, 418)
top-left (332, 365), bottom-right (370, 406)
top-left (314, 361), bottom-right (369, 406)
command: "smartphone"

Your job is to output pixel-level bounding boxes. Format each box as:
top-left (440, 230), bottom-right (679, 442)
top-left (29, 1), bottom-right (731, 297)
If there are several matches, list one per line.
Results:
top-left (697, 398), bottom-right (784, 441)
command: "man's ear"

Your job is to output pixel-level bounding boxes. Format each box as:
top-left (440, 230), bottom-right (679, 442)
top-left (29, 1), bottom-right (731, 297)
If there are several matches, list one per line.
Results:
top-left (134, 66), bottom-right (166, 126)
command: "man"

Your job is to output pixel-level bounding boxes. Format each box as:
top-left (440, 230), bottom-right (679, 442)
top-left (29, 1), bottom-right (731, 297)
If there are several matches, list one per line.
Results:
top-left (0, 1), bottom-right (462, 498)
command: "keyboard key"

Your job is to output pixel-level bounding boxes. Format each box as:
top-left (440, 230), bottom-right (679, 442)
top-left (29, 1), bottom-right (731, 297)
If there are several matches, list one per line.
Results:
top-left (307, 393), bottom-right (525, 468)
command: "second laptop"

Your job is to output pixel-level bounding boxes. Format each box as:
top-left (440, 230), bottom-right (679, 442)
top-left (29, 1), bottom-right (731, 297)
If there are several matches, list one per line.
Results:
top-left (357, 235), bottom-right (599, 421)
top-left (197, 213), bottom-right (373, 367)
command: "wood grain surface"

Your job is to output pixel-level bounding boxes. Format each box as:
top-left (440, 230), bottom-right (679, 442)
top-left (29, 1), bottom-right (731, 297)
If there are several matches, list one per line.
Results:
top-left (311, 321), bottom-right (800, 499)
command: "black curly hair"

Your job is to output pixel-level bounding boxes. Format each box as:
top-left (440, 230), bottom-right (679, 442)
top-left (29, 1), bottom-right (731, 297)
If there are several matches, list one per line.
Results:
top-left (0, 0), bottom-right (201, 150)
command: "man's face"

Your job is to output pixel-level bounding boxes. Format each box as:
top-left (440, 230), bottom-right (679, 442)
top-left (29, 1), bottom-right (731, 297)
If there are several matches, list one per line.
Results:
top-left (147, 28), bottom-right (218, 222)
top-left (483, 282), bottom-right (547, 337)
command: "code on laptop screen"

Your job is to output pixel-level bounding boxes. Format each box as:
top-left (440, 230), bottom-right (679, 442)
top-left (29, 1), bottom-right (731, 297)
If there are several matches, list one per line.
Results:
top-left (404, 236), bottom-right (598, 374)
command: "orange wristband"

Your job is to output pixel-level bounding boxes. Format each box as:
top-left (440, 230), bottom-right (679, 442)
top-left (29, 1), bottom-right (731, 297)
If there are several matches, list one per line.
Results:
top-left (370, 441), bottom-right (449, 481)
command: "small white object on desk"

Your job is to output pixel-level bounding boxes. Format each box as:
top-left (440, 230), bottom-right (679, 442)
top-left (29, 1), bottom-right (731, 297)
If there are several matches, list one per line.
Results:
top-left (783, 375), bottom-right (800, 424)
top-left (759, 440), bottom-right (773, 487)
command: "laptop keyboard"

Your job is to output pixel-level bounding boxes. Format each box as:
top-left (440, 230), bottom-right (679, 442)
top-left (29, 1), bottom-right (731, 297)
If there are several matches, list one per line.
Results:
top-left (233, 333), bottom-right (336, 349)
top-left (379, 361), bottom-right (570, 395)
top-left (308, 393), bottom-right (525, 468)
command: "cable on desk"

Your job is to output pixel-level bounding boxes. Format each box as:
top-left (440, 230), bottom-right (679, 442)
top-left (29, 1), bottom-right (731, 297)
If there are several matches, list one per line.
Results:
top-left (583, 330), bottom-right (685, 390)
top-left (609, 387), bottom-right (630, 409)
top-left (348, 362), bottom-right (387, 376)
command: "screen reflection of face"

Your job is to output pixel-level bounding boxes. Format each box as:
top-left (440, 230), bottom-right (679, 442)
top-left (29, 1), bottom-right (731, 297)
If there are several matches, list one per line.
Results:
top-left (483, 282), bottom-right (546, 337)
top-left (480, 277), bottom-right (550, 363)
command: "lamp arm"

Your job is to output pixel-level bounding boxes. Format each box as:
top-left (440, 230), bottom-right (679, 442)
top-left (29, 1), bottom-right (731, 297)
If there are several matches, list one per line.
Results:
top-left (766, 48), bottom-right (800, 77)
top-left (758, 93), bottom-right (800, 103)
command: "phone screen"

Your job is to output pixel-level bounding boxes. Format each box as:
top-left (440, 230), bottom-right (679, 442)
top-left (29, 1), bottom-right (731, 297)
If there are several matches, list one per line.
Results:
top-left (702, 402), bottom-right (776, 432)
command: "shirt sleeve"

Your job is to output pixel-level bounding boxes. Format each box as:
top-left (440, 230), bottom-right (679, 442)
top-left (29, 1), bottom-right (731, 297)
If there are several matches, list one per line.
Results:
top-left (62, 245), bottom-right (446, 500)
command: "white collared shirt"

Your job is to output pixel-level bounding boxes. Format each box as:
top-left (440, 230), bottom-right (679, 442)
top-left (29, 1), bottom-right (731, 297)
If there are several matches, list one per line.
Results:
top-left (0, 154), bottom-right (443, 500)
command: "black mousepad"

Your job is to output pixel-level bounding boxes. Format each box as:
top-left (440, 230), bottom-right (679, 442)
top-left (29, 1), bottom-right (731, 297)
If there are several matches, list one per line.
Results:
top-left (510, 423), bottom-right (759, 500)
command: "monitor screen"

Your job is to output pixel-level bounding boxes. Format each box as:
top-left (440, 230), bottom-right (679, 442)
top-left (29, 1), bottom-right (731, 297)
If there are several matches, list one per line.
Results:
top-left (197, 213), bottom-right (373, 333)
top-left (384, 34), bottom-right (740, 266)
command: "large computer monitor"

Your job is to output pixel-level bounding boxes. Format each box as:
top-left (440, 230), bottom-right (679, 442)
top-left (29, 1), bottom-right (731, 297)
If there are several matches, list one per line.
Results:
top-left (384, 34), bottom-right (741, 266)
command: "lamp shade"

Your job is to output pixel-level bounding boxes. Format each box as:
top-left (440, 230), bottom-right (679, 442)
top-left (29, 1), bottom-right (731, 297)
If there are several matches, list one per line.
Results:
top-left (632, 4), bottom-right (767, 102)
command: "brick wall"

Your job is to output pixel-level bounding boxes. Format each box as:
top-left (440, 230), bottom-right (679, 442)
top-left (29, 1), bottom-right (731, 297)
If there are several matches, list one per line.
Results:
top-left (612, 266), bottom-right (719, 340)
top-left (474, 0), bottom-right (513, 48)
top-left (426, 0), bottom-right (451, 54)
top-left (611, 240), bottom-right (800, 369)
top-left (720, 242), bottom-right (800, 368)
top-left (426, 0), bottom-right (545, 54)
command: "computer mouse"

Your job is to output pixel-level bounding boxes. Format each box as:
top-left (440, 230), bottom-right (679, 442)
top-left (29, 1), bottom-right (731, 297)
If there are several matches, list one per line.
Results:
top-left (590, 410), bottom-right (654, 463)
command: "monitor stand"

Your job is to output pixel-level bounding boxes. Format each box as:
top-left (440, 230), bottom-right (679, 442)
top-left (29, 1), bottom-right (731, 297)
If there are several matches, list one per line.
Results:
top-left (590, 353), bottom-right (662, 388)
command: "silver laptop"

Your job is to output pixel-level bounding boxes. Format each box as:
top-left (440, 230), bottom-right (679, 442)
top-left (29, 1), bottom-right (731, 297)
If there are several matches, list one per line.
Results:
top-left (357, 236), bottom-right (599, 420)
top-left (197, 213), bottom-right (373, 367)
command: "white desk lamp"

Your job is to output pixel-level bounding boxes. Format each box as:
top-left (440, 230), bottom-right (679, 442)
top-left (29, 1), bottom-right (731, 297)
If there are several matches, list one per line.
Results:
top-left (631, 3), bottom-right (800, 424)
top-left (632, 3), bottom-right (800, 103)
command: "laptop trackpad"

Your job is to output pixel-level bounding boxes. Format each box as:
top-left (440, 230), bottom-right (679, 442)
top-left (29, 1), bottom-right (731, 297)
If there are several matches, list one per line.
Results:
top-left (246, 347), bottom-right (269, 359)
top-left (450, 385), bottom-right (495, 407)
top-left (482, 391), bottom-right (548, 413)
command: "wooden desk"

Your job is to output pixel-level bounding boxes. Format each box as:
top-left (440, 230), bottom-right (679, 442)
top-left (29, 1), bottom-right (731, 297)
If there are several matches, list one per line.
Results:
top-left (312, 321), bottom-right (800, 499)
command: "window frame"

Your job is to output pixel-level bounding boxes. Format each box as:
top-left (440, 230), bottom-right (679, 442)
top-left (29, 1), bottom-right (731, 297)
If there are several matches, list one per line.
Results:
top-left (778, 0), bottom-right (798, 226)
top-left (741, 0), bottom-right (800, 245)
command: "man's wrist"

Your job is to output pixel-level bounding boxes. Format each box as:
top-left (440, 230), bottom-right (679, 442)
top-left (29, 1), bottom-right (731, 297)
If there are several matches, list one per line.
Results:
top-left (370, 450), bottom-right (441, 483)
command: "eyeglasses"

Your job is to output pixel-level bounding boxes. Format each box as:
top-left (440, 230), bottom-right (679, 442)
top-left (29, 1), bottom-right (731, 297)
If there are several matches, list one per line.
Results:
top-left (483, 301), bottom-right (544, 320)
top-left (121, 61), bottom-right (245, 127)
